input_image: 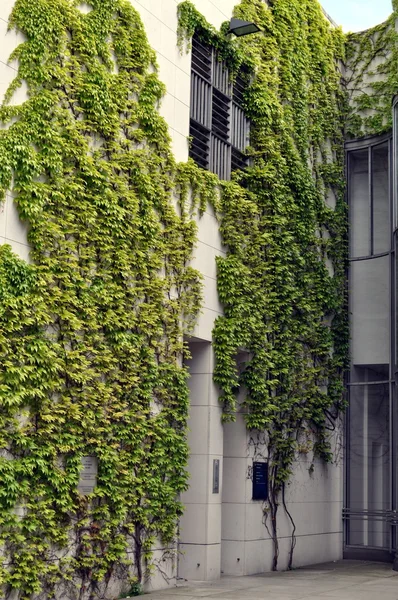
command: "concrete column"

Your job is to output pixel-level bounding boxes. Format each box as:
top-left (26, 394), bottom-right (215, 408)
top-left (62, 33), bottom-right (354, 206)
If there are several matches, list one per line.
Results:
top-left (178, 341), bottom-right (223, 581)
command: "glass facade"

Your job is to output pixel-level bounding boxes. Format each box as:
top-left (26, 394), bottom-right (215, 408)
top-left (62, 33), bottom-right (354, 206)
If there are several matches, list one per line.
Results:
top-left (346, 132), bottom-right (396, 559)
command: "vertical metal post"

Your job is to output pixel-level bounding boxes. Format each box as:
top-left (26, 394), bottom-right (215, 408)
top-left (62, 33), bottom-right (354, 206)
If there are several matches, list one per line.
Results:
top-left (345, 149), bottom-right (351, 549)
top-left (369, 146), bottom-right (374, 256)
top-left (363, 376), bottom-right (369, 546)
top-left (392, 102), bottom-right (398, 570)
top-left (388, 136), bottom-right (395, 559)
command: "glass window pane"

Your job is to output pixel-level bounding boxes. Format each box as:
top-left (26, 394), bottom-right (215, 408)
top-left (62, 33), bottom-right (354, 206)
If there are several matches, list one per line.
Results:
top-left (350, 256), bottom-right (390, 367)
top-left (372, 143), bottom-right (390, 254)
top-left (393, 382), bottom-right (398, 529)
top-left (348, 384), bottom-right (390, 548)
top-left (396, 234), bottom-right (398, 370)
top-left (351, 364), bottom-right (389, 383)
top-left (394, 104), bottom-right (398, 229)
top-left (349, 149), bottom-right (370, 257)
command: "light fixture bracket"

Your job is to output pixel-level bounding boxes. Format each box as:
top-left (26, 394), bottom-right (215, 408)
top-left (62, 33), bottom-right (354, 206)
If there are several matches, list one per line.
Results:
top-left (227, 18), bottom-right (261, 37)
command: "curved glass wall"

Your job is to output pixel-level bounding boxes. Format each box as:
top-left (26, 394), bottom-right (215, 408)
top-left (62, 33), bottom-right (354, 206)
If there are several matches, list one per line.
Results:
top-left (346, 134), bottom-right (395, 558)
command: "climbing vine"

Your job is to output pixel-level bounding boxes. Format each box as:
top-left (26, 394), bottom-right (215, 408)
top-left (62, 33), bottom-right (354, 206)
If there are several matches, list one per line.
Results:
top-left (0, 1), bottom-right (208, 598)
top-left (0, 0), bottom-right (371, 594)
top-left (178, 0), bottom-right (349, 570)
top-left (345, 0), bottom-right (398, 137)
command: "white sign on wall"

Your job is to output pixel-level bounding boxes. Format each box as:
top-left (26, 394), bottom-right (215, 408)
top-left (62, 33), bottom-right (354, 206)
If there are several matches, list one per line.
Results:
top-left (77, 456), bottom-right (98, 495)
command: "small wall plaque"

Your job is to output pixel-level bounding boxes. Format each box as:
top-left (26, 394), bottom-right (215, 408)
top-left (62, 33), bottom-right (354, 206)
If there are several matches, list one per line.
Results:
top-left (252, 462), bottom-right (268, 501)
top-left (212, 459), bottom-right (220, 494)
top-left (77, 456), bottom-right (98, 495)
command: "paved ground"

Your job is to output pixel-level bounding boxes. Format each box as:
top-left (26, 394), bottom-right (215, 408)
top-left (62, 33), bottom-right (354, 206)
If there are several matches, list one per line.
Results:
top-left (144, 561), bottom-right (398, 600)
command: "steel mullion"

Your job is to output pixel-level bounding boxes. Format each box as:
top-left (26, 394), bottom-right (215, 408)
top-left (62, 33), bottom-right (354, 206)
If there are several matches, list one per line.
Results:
top-left (370, 145), bottom-right (374, 256)
top-left (389, 135), bottom-right (394, 553)
top-left (209, 49), bottom-right (214, 172)
top-left (348, 380), bottom-right (390, 386)
top-left (345, 146), bottom-right (351, 548)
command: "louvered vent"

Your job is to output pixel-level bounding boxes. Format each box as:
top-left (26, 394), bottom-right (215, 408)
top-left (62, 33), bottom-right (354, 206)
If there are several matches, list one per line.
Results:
top-left (211, 135), bottom-right (231, 181)
top-left (191, 72), bottom-right (211, 128)
top-left (230, 68), bottom-right (250, 171)
top-left (191, 35), bottom-right (212, 81)
top-left (189, 34), bottom-right (250, 179)
top-left (233, 69), bottom-right (248, 106)
top-left (189, 34), bottom-right (211, 170)
top-left (190, 121), bottom-right (210, 170)
top-left (231, 147), bottom-right (248, 172)
top-left (212, 88), bottom-right (230, 142)
top-left (213, 56), bottom-right (232, 97)
top-left (231, 104), bottom-right (249, 152)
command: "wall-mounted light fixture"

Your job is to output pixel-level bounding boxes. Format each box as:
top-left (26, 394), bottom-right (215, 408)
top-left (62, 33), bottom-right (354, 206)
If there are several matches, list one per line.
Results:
top-left (227, 18), bottom-right (261, 37)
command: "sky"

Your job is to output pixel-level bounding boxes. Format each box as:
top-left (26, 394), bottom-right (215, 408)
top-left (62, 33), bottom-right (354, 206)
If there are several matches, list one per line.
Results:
top-left (321, 0), bottom-right (393, 32)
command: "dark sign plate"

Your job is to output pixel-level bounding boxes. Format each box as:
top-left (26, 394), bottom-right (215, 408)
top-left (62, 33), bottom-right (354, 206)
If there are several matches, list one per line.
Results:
top-left (213, 459), bottom-right (220, 494)
top-left (252, 462), bottom-right (268, 500)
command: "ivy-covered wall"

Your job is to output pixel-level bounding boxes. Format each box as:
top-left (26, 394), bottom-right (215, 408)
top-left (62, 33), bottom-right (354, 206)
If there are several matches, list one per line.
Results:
top-left (178, 0), bottom-right (348, 570)
top-left (345, 0), bottom-right (398, 137)
top-left (0, 0), bottom-right (382, 596)
top-left (0, 1), bottom-right (208, 598)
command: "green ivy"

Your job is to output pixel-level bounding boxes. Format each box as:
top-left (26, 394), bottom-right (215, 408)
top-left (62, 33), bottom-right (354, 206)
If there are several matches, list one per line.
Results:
top-left (0, 1), bottom-right (206, 598)
top-left (345, 0), bottom-right (398, 137)
top-left (2, 0), bottom-right (383, 594)
top-left (178, 0), bottom-right (349, 570)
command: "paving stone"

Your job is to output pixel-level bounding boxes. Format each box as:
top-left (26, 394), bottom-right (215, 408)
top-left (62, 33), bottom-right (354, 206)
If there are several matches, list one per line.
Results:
top-left (143, 561), bottom-right (398, 600)
top-left (315, 590), bottom-right (398, 600)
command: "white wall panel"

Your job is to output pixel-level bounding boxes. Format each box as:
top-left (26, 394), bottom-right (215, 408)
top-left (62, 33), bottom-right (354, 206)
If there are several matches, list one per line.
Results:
top-left (351, 256), bottom-right (390, 365)
top-left (180, 342), bottom-right (223, 581)
top-left (222, 416), bottom-right (343, 576)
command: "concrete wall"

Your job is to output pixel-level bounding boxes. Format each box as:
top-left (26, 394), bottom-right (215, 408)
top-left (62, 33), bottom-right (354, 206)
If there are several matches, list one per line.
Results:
top-left (179, 342), bottom-right (224, 581)
top-left (0, 0), bottom-right (344, 591)
top-left (221, 382), bottom-right (343, 576)
top-left (126, 1), bottom-right (345, 577)
top-left (125, 0), bottom-right (233, 583)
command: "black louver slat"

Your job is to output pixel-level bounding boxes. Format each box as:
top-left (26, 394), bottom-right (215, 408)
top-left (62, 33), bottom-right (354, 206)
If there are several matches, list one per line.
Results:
top-left (212, 88), bottom-right (230, 142)
top-left (233, 68), bottom-right (249, 107)
top-left (191, 34), bottom-right (212, 81)
top-left (189, 120), bottom-right (210, 170)
top-left (231, 147), bottom-right (249, 172)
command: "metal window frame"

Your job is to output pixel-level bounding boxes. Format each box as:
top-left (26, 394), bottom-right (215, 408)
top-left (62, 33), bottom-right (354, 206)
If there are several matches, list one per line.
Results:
top-left (346, 132), bottom-right (391, 260)
top-left (391, 104), bottom-right (398, 562)
top-left (344, 130), bottom-right (396, 560)
top-left (392, 97), bottom-right (398, 230)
